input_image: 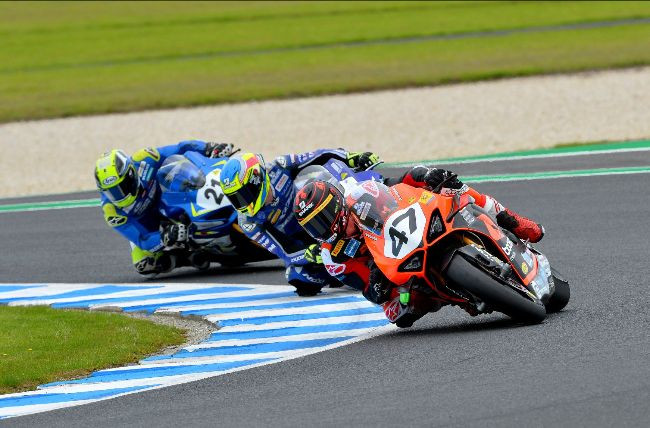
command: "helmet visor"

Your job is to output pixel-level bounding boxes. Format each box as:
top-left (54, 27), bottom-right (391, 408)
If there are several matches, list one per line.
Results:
top-left (227, 175), bottom-right (263, 212)
top-left (299, 193), bottom-right (344, 242)
top-left (104, 165), bottom-right (139, 206)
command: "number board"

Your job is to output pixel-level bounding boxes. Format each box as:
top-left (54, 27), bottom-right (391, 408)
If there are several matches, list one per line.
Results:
top-left (382, 203), bottom-right (426, 259)
top-left (195, 169), bottom-right (230, 212)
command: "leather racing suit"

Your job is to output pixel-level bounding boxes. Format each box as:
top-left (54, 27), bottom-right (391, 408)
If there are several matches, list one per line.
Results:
top-left (100, 141), bottom-right (221, 276)
top-left (237, 149), bottom-right (379, 295)
top-left (320, 165), bottom-right (545, 327)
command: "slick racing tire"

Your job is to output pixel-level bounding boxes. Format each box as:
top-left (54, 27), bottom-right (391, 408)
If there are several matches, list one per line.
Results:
top-left (545, 268), bottom-right (570, 313)
top-left (445, 254), bottom-right (547, 324)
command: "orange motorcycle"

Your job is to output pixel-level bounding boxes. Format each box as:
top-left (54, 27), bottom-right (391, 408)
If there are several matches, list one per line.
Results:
top-left (355, 180), bottom-right (570, 324)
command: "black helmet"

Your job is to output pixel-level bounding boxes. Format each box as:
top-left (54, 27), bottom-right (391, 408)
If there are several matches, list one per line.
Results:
top-left (294, 180), bottom-right (347, 243)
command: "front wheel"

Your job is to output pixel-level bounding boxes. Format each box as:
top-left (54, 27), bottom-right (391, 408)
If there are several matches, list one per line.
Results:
top-left (545, 269), bottom-right (570, 313)
top-left (445, 254), bottom-right (546, 324)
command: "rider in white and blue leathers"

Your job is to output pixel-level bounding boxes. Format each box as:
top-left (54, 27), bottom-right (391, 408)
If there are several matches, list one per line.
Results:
top-left (219, 149), bottom-right (380, 295)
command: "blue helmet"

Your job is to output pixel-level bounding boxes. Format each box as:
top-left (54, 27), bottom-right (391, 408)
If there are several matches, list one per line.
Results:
top-left (219, 153), bottom-right (271, 216)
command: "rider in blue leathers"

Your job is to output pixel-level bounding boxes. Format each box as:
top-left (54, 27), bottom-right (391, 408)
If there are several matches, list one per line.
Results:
top-left (94, 141), bottom-right (235, 276)
top-left (219, 149), bottom-right (380, 295)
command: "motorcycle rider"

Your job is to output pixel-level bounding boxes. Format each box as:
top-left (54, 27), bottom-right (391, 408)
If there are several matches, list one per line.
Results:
top-left (218, 149), bottom-right (381, 296)
top-left (94, 141), bottom-right (236, 277)
top-left (293, 165), bottom-right (544, 326)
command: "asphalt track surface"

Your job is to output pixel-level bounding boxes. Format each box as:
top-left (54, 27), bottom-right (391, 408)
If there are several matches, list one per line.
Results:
top-left (1, 152), bottom-right (649, 427)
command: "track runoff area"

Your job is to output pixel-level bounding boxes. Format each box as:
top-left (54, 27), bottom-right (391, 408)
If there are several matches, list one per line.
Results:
top-left (0, 139), bottom-right (649, 420)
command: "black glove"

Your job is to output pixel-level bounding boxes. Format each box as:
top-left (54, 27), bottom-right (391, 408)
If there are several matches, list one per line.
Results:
top-left (162, 224), bottom-right (189, 248)
top-left (347, 152), bottom-right (381, 170)
top-left (363, 263), bottom-right (392, 304)
top-left (304, 244), bottom-right (323, 264)
top-left (205, 142), bottom-right (236, 158)
top-left (424, 168), bottom-right (463, 192)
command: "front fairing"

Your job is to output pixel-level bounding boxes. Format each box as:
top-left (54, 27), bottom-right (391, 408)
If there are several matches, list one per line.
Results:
top-left (158, 153), bottom-right (237, 241)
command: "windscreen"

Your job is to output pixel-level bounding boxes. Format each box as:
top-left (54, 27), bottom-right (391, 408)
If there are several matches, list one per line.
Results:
top-left (158, 155), bottom-right (206, 193)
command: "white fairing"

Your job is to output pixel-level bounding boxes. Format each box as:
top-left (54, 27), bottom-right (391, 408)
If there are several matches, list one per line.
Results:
top-left (382, 203), bottom-right (426, 259)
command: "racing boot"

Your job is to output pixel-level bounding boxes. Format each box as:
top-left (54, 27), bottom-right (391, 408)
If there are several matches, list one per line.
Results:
top-left (496, 208), bottom-right (545, 243)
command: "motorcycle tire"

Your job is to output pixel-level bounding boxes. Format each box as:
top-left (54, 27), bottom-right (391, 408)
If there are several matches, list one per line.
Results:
top-left (445, 254), bottom-right (547, 324)
top-left (545, 270), bottom-right (570, 313)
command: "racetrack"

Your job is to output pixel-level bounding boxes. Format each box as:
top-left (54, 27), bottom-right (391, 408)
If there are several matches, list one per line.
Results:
top-left (1, 151), bottom-right (649, 427)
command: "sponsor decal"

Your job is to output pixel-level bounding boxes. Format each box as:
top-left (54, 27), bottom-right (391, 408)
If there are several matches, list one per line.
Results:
top-left (249, 173), bottom-right (261, 186)
top-left (390, 186), bottom-right (402, 201)
top-left (102, 176), bottom-right (117, 186)
top-left (270, 209), bottom-right (282, 224)
top-left (501, 239), bottom-right (516, 262)
top-left (268, 244), bottom-right (276, 252)
top-left (331, 239), bottom-right (345, 257)
top-left (440, 183), bottom-right (469, 196)
top-left (325, 262), bottom-right (346, 276)
top-left (460, 208), bottom-right (475, 225)
top-left (297, 200), bottom-right (314, 216)
top-left (242, 222), bottom-right (256, 232)
top-left (331, 162), bottom-right (342, 173)
top-left (408, 196), bottom-right (416, 204)
top-left (521, 262), bottom-right (529, 275)
top-left (353, 201), bottom-right (371, 220)
top-left (383, 298), bottom-right (401, 322)
top-left (363, 232), bottom-right (378, 241)
top-left (291, 255), bottom-right (304, 263)
top-left (275, 174), bottom-right (288, 192)
top-left (419, 191), bottom-right (434, 204)
top-left (107, 216), bottom-right (126, 227)
top-left (361, 181), bottom-right (379, 198)
top-left (343, 238), bottom-right (361, 257)
top-left (252, 232), bottom-right (261, 240)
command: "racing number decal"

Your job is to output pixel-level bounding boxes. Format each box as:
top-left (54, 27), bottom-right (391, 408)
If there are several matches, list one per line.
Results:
top-left (196, 170), bottom-right (230, 213)
top-left (383, 203), bottom-right (426, 259)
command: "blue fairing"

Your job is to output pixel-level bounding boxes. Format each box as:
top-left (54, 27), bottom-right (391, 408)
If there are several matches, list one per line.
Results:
top-left (157, 152), bottom-right (237, 240)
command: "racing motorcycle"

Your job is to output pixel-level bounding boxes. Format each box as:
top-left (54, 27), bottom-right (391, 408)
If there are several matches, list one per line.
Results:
top-left (155, 153), bottom-right (383, 274)
top-left (354, 180), bottom-right (570, 324)
top-left (155, 151), bottom-right (274, 269)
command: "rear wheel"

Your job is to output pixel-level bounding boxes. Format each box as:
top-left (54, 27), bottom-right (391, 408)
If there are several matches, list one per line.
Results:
top-left (445, 254), bottom-right (546, 324)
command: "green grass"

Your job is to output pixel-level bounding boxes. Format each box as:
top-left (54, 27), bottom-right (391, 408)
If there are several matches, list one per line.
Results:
top-left (0, 305), bottom-right (185, 394)
top-left (2, 1), bottom-right (650, 122)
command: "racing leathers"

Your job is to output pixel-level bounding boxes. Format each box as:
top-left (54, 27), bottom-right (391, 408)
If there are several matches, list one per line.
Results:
top-left (320, 165), bottom-right (545, 327)
top-left (99, 141), bottom-right (231, 276)
top-left (236, 149), bottom-right (379, 296)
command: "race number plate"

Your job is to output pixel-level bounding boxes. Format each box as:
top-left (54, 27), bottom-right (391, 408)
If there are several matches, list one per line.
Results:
top-left (383, 203), bottom-right (426, 259)
top-left (195, 170), bottom-right (230, 213)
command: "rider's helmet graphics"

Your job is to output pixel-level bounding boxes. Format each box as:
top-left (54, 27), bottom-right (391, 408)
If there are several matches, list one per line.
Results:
top-left (294, 180), bottom-right (347, 243)
top-left (94, 149), bottom-right (141, 208)
top-left (219, 153), bottom-right (271, 216)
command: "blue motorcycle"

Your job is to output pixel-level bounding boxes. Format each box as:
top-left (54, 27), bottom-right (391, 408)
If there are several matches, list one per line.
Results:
top-left (155, 152), bottom-right (383, 278)
top-left (156, 152), bottom-right (274, 269)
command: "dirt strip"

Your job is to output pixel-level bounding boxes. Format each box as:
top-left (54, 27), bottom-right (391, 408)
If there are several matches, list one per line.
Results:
top-left (1, 67), bottom-right (649, 198)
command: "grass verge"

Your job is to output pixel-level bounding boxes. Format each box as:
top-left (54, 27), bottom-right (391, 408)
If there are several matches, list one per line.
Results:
top-left (2, 1), bottom-right (650, 122)
top-left (0, 305), bottom-right (185, 394)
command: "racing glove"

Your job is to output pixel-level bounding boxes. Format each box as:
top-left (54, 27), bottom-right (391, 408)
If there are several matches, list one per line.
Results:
top-left (162, 224), bottom-right (189, 248)
top-left (423, 168), bottom-right (464, 193)
top-left (347, 152), bottom-right (381, 170)
top-left (304, 244), bottom-right (323, 264)
top-left (205, 142), bottom-right (236, 158)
